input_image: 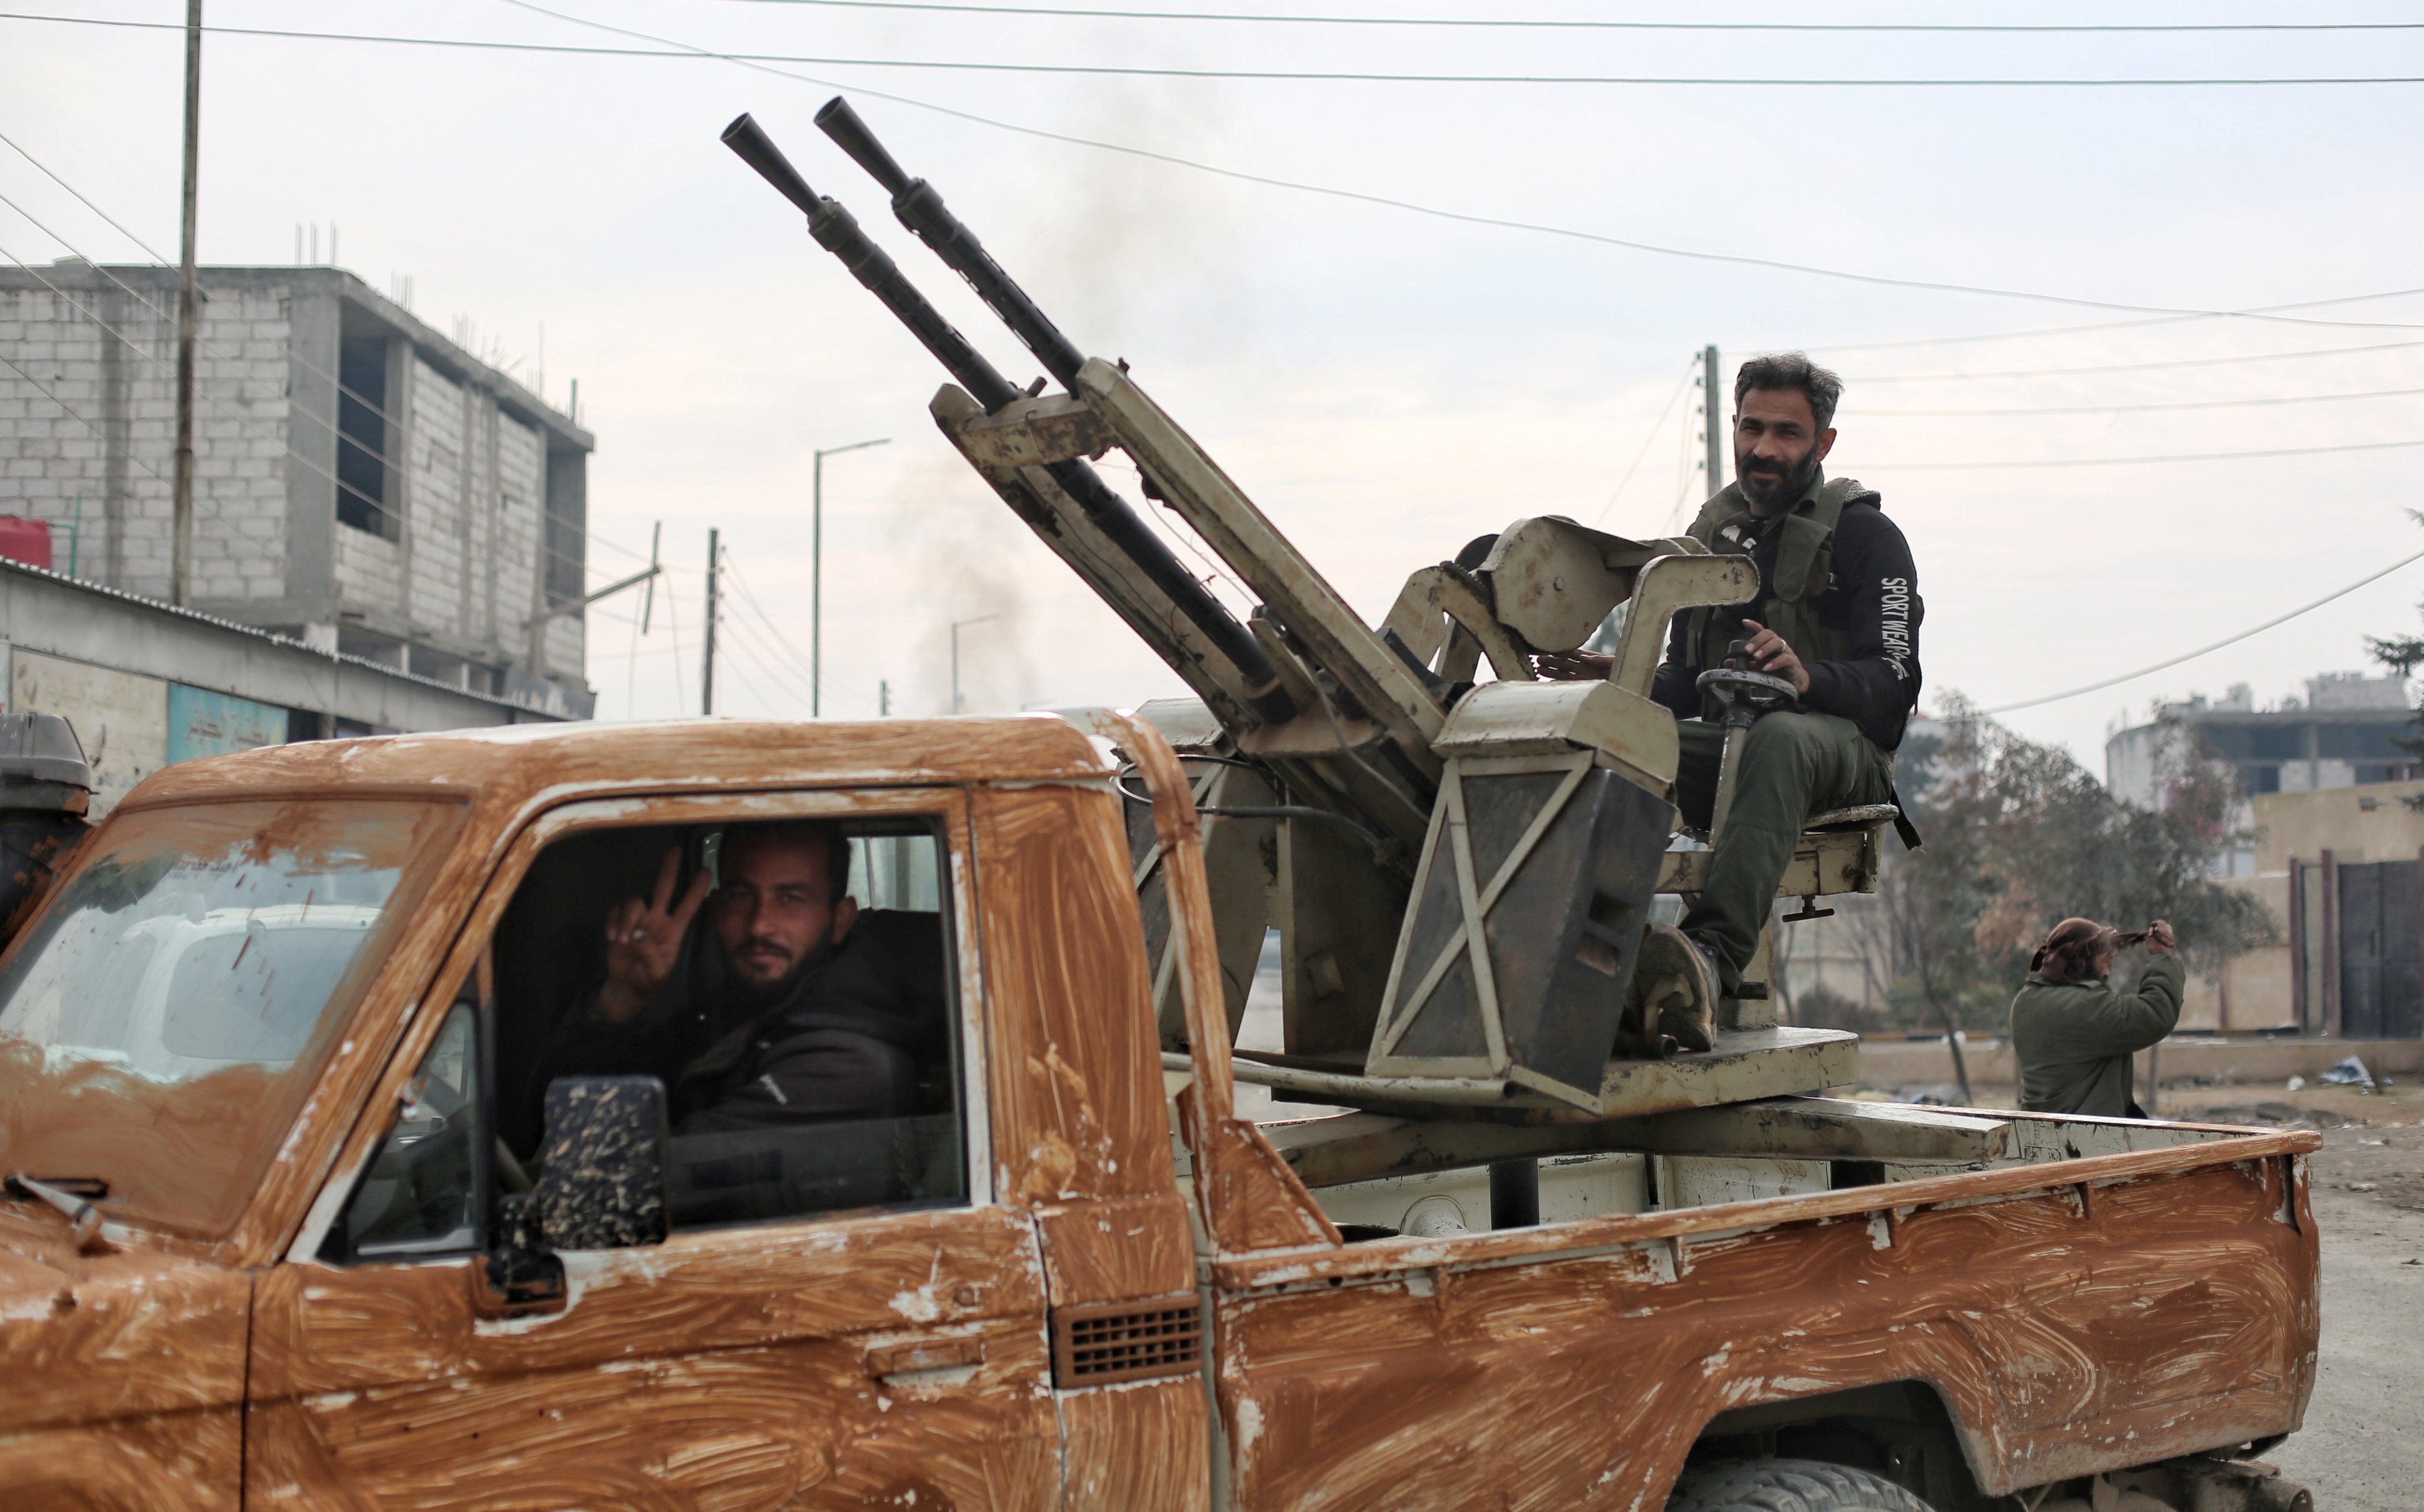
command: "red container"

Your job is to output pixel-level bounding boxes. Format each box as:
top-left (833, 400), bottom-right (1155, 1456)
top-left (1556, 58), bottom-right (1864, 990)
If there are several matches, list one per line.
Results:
top-left (0, 517), bottom-right (52, 571)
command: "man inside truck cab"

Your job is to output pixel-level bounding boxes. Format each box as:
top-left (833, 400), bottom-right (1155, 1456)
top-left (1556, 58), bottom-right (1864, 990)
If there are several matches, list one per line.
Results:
top-left (1541, 353), bottom-right (1923, 1000)
top-left (526, 820), bottom-right (945, 1133)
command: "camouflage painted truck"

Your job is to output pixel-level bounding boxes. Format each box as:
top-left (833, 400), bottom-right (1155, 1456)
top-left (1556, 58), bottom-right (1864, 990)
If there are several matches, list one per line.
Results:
top-left (0, 101), bottom-right (2320, 1511)
top-left (0, 710), bottom-right (2319, 1511)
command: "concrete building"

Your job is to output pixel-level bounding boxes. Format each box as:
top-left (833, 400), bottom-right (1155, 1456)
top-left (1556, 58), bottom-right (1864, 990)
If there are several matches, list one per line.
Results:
top-left (2106, 673), bottom-right (2417, 806)
top-left (2104, 672), bottom-right (2417, 878)
top-left (0, 260), bottom-right (596, 716)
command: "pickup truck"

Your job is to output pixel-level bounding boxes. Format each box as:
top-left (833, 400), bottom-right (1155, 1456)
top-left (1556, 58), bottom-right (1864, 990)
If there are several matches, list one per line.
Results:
top-left (0, 712), bottom-right (2319, 1511)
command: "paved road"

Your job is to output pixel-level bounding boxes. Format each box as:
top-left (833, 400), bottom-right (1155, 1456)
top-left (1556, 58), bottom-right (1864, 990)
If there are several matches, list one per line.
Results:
top-left (2268, 1129), bottom-right (2424, 1512)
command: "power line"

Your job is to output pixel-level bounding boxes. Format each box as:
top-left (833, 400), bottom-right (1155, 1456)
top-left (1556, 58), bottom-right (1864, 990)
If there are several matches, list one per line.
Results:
top-left (0, 182), bottom-right (413, 437)
top-left (0, 349), bottom-right (170, 485)
top-left (482, 0), bottom-right (2424, 331)
top-left (1849, 338), bottom-right (2424, 383)
top-left (16, 11), bottom-right (2421, 88)
top-left (1862, 385), bottom-right (2424, 418)
top-left (722, 620), bottom-right (817, 708)
top-left (33, 0), bottom-right (2342, 338)
top-left (9, 11), bottom-right (2420, 328)
top-left (709, 0), bottom-right (2424, 34)
top-left (1984, 547), bottom-right (2424, 715)
top-left (1795, 289), bottom-right (2424, 355)
top-left (719, 559), bottom-right (825, 687)
top-left (1591, 354), bottom-right (1695, 525)
top-left (1865, 437), bottom-right (2424, 470)
top-left (0, 238), bottom-right (381, 519)
top-left (5, 191), bottom-right (644, 651)
top-left (3, 126), bottom-right (572, 437)
top-left (0, 125), bottom-right (173, 263)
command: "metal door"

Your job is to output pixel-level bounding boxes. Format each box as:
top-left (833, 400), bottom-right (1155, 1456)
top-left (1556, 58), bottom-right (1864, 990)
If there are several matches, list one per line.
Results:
top-left (2338, 859), bottom-right (2422, 1040)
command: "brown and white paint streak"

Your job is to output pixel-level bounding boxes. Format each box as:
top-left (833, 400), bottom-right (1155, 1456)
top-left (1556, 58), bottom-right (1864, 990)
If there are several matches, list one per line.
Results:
top-left (0, 721), bottom-right (1185, 1510)
top-left (0, 718), bottom-right (2326, 1509)
top-left (1206, 1149), bottom-right (2316, 1511)
top-left (0, 1215), bottom-right (250, 1508)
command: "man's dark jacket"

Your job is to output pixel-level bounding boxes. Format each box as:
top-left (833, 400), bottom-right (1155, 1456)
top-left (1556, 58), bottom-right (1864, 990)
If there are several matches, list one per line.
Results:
top-left (527, 909), bottom-right (947, 1134)
top-left (1651, 473), bottom-right (1923, 752)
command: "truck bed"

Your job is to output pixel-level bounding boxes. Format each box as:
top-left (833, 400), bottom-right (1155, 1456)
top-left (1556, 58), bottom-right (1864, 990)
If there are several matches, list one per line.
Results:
top-left (1187, 1097), bottom-right (2319, 1509)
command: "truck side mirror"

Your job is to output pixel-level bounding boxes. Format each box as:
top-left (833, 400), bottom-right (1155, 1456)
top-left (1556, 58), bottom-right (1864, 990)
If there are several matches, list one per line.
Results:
top-left (533, 1075), bottom-right (672, 1250)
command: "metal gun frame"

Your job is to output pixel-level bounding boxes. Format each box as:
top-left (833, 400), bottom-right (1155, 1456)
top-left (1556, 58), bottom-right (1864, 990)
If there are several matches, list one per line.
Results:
top-left (729, 104), bottom-right (1910, 1120)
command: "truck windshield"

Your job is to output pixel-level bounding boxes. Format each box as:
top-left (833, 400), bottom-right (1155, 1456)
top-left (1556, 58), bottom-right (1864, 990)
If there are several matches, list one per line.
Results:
top-left (0, 798), bottom-right (461, 1237)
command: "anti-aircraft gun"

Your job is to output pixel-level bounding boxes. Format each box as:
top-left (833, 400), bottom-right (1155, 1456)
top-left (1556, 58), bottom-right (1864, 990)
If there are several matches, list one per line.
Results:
top-left (723, 105), bottom-right (1902, 1126)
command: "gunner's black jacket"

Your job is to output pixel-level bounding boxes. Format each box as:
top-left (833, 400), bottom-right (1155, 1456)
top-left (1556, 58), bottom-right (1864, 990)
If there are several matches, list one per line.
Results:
top-left (1649, 497), bottom-right (1924, 751)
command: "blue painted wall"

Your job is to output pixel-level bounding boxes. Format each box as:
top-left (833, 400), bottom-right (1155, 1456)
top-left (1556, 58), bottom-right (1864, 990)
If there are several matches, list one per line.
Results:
top-left (166, 683), bottom-right (287, 764)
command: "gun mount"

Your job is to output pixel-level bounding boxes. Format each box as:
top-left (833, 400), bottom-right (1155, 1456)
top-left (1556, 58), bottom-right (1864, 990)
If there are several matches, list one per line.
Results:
top-left (726, 105), bottom-right (1901, 1119)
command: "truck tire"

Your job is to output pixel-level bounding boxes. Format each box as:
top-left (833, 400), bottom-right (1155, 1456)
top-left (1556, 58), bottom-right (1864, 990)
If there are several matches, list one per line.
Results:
top-left (1665, 1458), bottom-right (1937, 1512)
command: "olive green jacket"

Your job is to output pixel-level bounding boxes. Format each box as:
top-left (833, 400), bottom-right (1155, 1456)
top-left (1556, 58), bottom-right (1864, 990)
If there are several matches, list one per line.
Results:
top-left (2008, 955), bottom-right (2185, 1118)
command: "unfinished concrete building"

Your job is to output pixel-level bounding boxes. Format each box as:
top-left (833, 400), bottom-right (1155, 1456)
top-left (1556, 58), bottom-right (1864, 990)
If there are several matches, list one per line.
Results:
top-left (0, 261), bottom-right (597, 717)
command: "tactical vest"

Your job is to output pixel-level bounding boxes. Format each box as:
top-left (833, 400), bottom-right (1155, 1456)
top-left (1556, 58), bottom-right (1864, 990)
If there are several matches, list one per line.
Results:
top-left (1680, 474), bottom-right (1880, 676)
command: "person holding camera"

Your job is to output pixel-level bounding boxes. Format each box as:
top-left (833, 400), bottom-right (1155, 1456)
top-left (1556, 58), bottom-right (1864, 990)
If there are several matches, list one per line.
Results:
top-left (2009, 918), bottom-right (2181, 1118)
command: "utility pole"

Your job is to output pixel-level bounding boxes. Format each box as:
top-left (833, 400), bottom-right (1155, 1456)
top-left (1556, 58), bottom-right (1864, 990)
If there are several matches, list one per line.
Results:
top-left (951, 612), bottom-right (1002, 715)
top-left (1701, 344), bottom-right (1724, 498)
top-left (701, 528), bottom-right (720, 715)
top-left (811, 436), bottom-right (889, 716)
top-left (172, 0), bottom-right (202, 605)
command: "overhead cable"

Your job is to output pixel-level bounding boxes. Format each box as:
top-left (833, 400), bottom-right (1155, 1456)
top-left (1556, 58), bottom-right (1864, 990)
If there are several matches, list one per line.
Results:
top-left (1865, 437), bottom-right (2424, 470)
top-left (498, 0), bottom-right (2424, 331)
top-left (0, 238), bottom-right (382, 514)
top-left (10, 12), bottom-right (2423, 88)
top-left (709, 0), bottom-right (2424, 34)
top-left (0, 125), bottom-right (175, 263)
top-left (0, 180), bottom-right (410, 434)
top-left (1796, 289), bottom-right (2424, 354)
top-left (1850, 339), bottom-right (2424, 382)
top-left (1591, 354), bottom-right (1696, 526)
top-left (1, 130), bottom-right (578, 477)
top-left (14, 7), bottom-right (2413, 328)
top-left (1862, 386), bottom-right (2424, 417)
top-left (721, 558), bottom-right (826, 686)
top-left (0, 350), bottom-right (170, 485)
top-left (1983, 547), bottom-right (2424, 714)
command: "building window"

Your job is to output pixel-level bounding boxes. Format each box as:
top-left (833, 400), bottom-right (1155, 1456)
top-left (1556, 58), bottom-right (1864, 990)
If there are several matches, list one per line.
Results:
top-left (543, 450), bottom-right (584, 608)
top-left (336, 337), bottom-right (397, 540)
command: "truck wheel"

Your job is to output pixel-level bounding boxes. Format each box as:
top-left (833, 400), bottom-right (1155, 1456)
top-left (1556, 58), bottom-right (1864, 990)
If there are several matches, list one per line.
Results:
top-left (1665, 1458), bottom-right (1937, 1512)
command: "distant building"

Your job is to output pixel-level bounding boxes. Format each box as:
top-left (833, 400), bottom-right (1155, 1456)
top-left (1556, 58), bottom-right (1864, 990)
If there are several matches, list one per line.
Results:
top-left (0, 261), bottom-right (596, 716)
top-left (2106, 673), bottom-right (2417, 809)
top-left (2185, 778), bottom-right (2424, 1041)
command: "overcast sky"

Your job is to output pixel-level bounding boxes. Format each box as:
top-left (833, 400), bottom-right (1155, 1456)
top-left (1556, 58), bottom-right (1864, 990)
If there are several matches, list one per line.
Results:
top-left (8, 1), bottom-right (2423, 774)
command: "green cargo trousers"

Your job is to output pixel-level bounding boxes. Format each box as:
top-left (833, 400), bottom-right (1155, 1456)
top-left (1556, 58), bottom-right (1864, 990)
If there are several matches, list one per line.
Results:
top-left (1671, 710), bottom-right (1896, 989)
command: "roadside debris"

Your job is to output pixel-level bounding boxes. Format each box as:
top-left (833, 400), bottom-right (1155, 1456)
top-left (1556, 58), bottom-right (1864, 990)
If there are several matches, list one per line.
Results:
top-left (2319, 1056), bottom-right (2385, 1091)
top-left (2198, 1102), bottom-right (2359, 1129)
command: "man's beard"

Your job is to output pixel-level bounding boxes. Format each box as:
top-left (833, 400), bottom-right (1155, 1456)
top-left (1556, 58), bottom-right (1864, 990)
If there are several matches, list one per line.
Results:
top-left (729, 934), bottom-right (836, 1000)
top-left (1738, 448), bottom-right (1820, 511)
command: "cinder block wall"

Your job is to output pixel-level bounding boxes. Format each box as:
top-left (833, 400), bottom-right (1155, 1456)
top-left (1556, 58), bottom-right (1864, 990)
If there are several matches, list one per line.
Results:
top-left (0, 279), bottom-right (289, 604)
top-left (2, 266), bottom-right (591, 708)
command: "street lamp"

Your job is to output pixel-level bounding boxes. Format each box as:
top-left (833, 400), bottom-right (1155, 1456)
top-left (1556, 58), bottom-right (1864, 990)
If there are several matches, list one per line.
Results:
top-left (813, 437), bottom-right (890, 716)
top-left (951, 612), bottom-right (1003, 715)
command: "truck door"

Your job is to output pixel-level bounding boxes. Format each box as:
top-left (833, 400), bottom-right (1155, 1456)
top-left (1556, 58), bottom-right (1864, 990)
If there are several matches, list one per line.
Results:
top-left (246, 791), bottom-right (1060, 1510)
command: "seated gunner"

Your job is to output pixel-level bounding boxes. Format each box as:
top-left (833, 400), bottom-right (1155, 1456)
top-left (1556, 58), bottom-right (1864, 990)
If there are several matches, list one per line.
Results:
top-left (529, 821), bottom-right (944, 1133)
top-left (1540, 353), bottom-right (1921, 1037)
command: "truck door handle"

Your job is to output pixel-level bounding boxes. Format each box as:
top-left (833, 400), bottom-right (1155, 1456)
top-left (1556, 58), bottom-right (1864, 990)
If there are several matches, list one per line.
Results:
top-left (865, 1337), bottom-right (984, 1380)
